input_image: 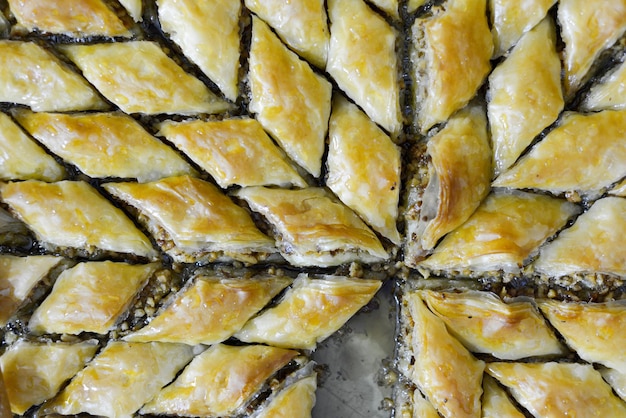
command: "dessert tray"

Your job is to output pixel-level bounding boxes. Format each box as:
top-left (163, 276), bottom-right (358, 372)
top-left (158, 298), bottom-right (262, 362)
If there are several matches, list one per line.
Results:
top-left (0, 0), bottom-right (625, 417)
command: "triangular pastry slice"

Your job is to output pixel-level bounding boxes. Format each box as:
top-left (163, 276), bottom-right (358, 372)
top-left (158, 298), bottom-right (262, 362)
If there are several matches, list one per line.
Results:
top-left (124, 273), bottom-right (291, 345)
top-left (487, 362), bottom-right (626, 417)
top-left (418, 191), bottom-right (580, 276)
top-left (539, 299), bottom-right (626, 373)
top-left (249, 17), bottom-right (332, 177)
top-left (493, 111), bottom-right (626, 198)
top-left (140, 344), bottom-right (298, 417)
top-left (157, 0), bottom-right (241, 101)
top-left (0, 40), bottom-right (108, 112)
top-left (532, 197), bottom-right (626, 278)
top-left (410, 390), bottom-right (440, 418)
top-left (0, 255), bottom-right (63, 326)
top-left (402, 292), bottom-right (485, 418)
top-left (0, 340), bottom-right (98, 415)
top-left (488, 17), bottom-right (563, 175)
top-left (235, 186), bottom-right (388, 267)
top-left (326, 95), bottom-right (401, 244)
top-left (245, 0), bottom-right (329, 69)
top-left (254, 373), bottom-right (317, 418)
top-left (405, 104), bottom-right (491, 263)
top-left (14, 110), bottom-right (194, 182)
top-left (0, 112), bottom-right (65, 182)
top-left (104, 176), bottom-right (275, 264)
top-left (235, 274), bottom-right (381, 350)
top-left (1, 180), bottom-right (158, 259)
top-left (60, 41), bottom-right (232, 115)
top-left (558, 0), bottom-right (626, 98)
top-left (411, 0), bottom-right (492, 132)
top-left (421, 290), bottom-right (565, 360)
top-left (29, 261), bottom-right (159, 335)
top-left (43, 341), bottom-right (196, 418)
top-left (6, 0), bottom-right (131, 37)
top-left (327, 0), bottom-right (401, 135)
top-left (482, 375), bottom-right (526, 418)
top-left (118, 0), bottom-right (142, 21)
top-left (157, 118), bottom-right (306, 188)
top-left (582, 59), bottom-right (626, 111)
top-left (488, 0), bottom-right (556, 57)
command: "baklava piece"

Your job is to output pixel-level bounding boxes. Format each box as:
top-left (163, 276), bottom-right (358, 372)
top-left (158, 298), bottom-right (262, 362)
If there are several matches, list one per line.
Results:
top-left (245, 0), bottom-right (329, 69)
top-left (0, 339), bottom-right (98, 415)
top-left (104, 176), bottom-right (275, 264)
top-left (13, 110), bottom-right (194, 182)
top-left (326, 0), bottom-right (401, 135)
top-left (124, 273), bottom-right (291, 345)
top-left (532, 197), bottom-right (626, 281)
top-left (0, 112), bottom-right (65, 182)
top-left (420, 290), bottom-right (565, 359)
top-left (405, 104), bottom-right (491, 264)
top-left (0, 40), bottom-right (108, 112)
top-left (0, 180), bottom-right (158, 260)
top-left (481, 375), bottom-right (525, 418)
top-left (235, 274), bottom-right (382, 350)
top-left (60, 41), bottom-right (232, 115)
top-left (7, 0), bottom-right (131, 37)
top-left (539, 299), bottom-right (626, 373)
top-left (487, 362), bottom-right (626, 417)
top-left (0, 254), bottom-right (63, 326)
top-left (43, 341), bottom-right (196, 418)
top-left (558, 0), bottom-right (626, 98)
top-left (249, 17), bottom-right (332, 178)
top-left (493, 111), bottom-right (626, 198)
top-left (488, 0), bottom-right (556, 57)
top-left (411, 0), bottom-right (492, 133)
top-left (157, 118), bottom-right (307, 188)
top-left (254, 373), bottom-right (317, 418)
top-left (235, 187), bottom-right (388, 266)
top-left (157, 0), bottom-right (241, 101)
top-left (417, 190), bottom-right (580, 277)
top-left (140, 344), bottom-right (299, 417)
top-left (400, 292), bottom-right (485, 418)
top-left (488, 17), bottom-right (563, 176)
top-left (28, 261), bottom-right (159, 335)
top-left (326, 95), bottom-right (401, 244)
top-left (581, 58), bottom-right (626, 111)
top-left (409, 390), bottom-right (440, 418)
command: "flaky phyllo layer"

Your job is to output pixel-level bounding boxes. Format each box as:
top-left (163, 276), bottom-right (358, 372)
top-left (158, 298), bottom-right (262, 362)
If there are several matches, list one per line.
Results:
top-left (0, 0), bottom-right (625, 417)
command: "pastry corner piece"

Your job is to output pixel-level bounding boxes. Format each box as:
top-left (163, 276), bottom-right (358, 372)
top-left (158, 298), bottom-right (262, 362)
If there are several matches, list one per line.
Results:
top-left (326, 0), bottom-right (402, 135)
top-left (399, 290), bottom-right (485, 418)
top-left (104, 176), bottom-right (276, 265)
top-left (235, 186), bottom-right (389, 267)
top-left (59, 41), bottom-right (232, 115)
top-left (411, 0), bottom-right (492, 133)
top-left (404, 103), bottom-right (491, 265)
top-left (0, 180), bottom-right (158, 260)
top-left (234, 274), bottom-right (382, 350)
